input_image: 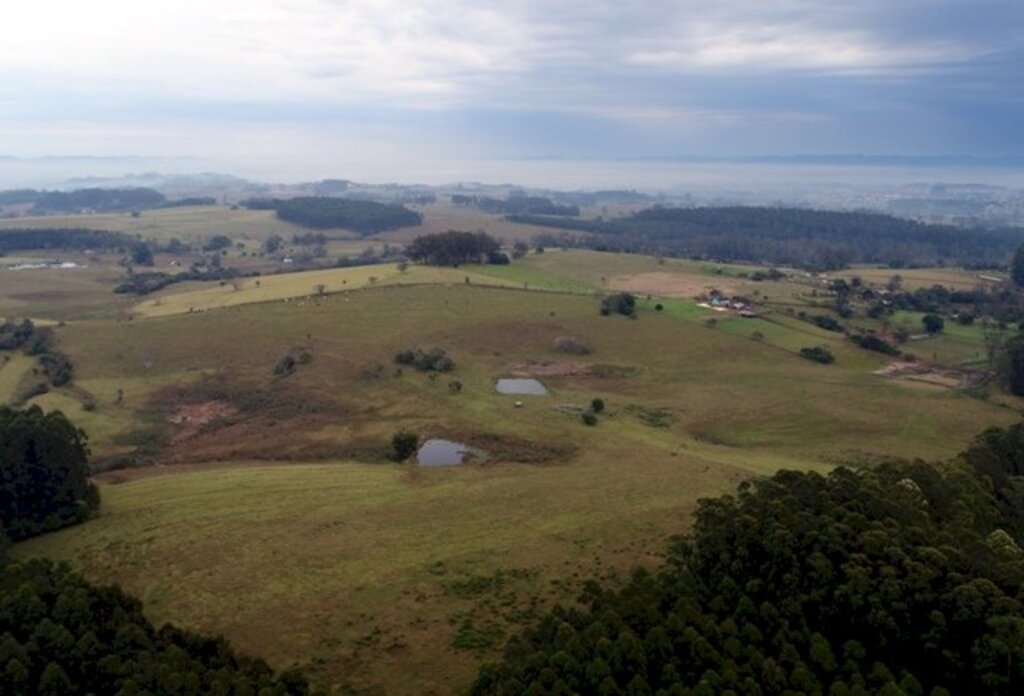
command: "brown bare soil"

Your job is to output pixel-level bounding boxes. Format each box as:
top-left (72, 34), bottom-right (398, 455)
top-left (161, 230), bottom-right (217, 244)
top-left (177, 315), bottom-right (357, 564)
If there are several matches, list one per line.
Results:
top-left (168, 401), bottom-right (238, 444)
top-left (503, 360), bottom-right (591, 377)
top-left (608, 272), bottom-right (737, 298)
top-left (873, 361), bottom-right (966, 389)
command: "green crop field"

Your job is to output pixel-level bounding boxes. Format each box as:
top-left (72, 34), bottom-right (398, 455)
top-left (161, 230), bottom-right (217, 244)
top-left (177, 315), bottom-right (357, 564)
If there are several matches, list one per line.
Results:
top-left (5, 210), bottom-right (1022, 695)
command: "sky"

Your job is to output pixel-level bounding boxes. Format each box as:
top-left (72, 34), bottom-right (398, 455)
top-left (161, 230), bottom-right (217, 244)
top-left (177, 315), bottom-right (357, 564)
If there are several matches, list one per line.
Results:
top-left (0, 0), bottom-right (1022, 183)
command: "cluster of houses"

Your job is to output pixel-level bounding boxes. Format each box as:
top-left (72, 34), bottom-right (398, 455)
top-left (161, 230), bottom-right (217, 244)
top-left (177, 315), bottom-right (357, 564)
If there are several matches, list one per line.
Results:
top-left (697, 290), bottom-right (758, 318)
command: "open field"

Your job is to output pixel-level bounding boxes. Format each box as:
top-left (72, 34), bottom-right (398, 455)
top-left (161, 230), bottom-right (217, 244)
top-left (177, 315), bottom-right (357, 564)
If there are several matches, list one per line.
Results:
top-left (0, 201), bottom-right (560, 249)
top-left (0, 205), bottom-right (306, 245)
top-left (378, 202), bottom-right (566, 243)
top-left (6, 238), bottom-right (1023, 694)
top-left (0, 353), bottom-right (35, 402)
top-left (0, 259), bottom-right (131, 320)
top-left (834, 265), bottom-right (1007, 291)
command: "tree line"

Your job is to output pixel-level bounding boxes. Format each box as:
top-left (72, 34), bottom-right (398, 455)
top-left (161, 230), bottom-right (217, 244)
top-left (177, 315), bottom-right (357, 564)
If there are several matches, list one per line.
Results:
top-left (406, 230), bottom-right (508, 266)
top-left (0, 228), bottom-right (135, 254)
top-left (0, 187), bottom-right (167, 213)
top-left (452, 194), bottom-right (580, 217)
top-left (241, 197), bottom-right (422, 234)
top-left (511, 206), bottom-right (1024, 270)
top-left (474, 423), bottom-right (1024, 695)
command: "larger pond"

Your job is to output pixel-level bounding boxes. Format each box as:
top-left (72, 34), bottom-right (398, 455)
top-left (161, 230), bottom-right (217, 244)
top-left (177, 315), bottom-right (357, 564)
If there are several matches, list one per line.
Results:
top-left (495, 378), bottom-right (549, 395)
top-left (417, 439), bottom-right (472, 467)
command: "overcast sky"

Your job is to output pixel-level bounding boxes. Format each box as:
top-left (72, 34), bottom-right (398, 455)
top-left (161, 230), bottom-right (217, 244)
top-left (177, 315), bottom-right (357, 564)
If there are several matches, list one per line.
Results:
top-left (1, 0), bottom-right (1021, 181)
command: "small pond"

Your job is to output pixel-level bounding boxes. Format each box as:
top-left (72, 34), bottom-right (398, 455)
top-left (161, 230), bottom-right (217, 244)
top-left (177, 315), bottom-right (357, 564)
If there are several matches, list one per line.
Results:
top-left (495, 378), bottom-right (549, 395)
top-left (417, 439), bottom-right (472, 467)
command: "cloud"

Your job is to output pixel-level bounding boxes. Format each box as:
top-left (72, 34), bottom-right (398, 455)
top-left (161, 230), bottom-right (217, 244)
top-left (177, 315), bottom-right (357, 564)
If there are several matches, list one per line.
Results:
top-left (0, 0), bottom-right (1021, 166)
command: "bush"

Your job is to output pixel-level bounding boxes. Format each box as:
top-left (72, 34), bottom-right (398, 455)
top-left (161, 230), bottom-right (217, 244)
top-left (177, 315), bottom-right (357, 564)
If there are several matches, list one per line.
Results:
top-left (273, 355), bottom-right (296, 376)
top-left (590, 398), bottom-right (605, 413)
top-left (855, 333), bottom-right (900, 355)
top-left (391, 430), bottom-right (419, 461)
top-left (811, 314), bottom-right (844, 332)
top-left (922, 313), bottom-right (945, 334)
top-left (394, 348), bottom-right (455, 372)
top-left (799, 346), bottom-right (835, 364)
top-left (600, 292), bottom-right (636, 317)
top-left (39, 351), bottom-right (73, 386)
top-left (581, 412), bottom-right (598, 426)
top-left (553, 336), bottom-right (592, 355)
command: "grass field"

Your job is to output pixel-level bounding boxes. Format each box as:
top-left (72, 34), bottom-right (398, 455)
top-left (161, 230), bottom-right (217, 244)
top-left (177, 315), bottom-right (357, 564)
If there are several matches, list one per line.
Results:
top-left (0, 353), bottom-right (35, 403)
top-left (0, 206), bottom-right (305, 245)
top-left (835, 265), bottom-right (1006, 291)
top-left (7, 239), bottom-right (1022, 694)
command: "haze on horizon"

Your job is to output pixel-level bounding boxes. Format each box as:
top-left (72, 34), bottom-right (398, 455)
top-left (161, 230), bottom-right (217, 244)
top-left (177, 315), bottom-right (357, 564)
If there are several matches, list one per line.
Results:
top-left (1, 0), bottom-right (1022, 186)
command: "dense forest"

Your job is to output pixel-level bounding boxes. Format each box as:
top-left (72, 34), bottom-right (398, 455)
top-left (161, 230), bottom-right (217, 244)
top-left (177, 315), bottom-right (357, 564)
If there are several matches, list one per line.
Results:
top-left (0, 188), bottom-right (167, 213)
top-left (0, 228), bottom-right (134, 253)
top-left (513, 207), bottom-right (1024, 270)
top-left (242, 197), bottom-right (422, 233)
top-left (474, 424), bottom-right (1024, 695)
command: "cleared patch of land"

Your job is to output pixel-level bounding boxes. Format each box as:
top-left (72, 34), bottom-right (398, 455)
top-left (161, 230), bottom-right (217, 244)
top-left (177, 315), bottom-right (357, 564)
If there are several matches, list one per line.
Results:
top-left (609, 270), bottom-right (737, 298)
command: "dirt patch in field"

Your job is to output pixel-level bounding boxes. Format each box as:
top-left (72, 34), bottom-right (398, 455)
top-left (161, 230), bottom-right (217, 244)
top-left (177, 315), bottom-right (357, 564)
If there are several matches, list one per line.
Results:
top-left (608, 272), bottom-right (738, 298)
top-left (873, 361), bottom-right (972, 389)
top-left (168, 401), bottom-right (238, 444)
top-left (503, 360), bottom-right (590, 377)
top-left (502, 360), bottom-right (638, 379)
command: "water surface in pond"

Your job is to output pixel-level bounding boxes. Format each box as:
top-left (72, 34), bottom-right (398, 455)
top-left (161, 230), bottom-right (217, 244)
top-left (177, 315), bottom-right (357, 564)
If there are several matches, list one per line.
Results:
top-left (495, 378), bottom-right (548, 395)
top-left (417, 439), bottom-right (471, 467)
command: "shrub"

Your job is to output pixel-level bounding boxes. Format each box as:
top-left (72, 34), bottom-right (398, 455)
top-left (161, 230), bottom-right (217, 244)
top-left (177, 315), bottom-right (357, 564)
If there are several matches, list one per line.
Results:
top-left (922, 313), bottom-right (945, 334)
top-left (600, 292), bottom-right (637, 317)
top-left (39, 352), bottom-right (73, 387)
top-left (394, 348), bottom-right (455, 372)
top-left (800, 346), bottom-right (835, 364)
top-left (273, 355), bottom-right (296, 376)
top-left (581, 412), bottom-right (598, 426)
top-left (811, 314), bottom-right (844, 332)
top-left (590, 398), bottom-right (605, 413)
top-left (553, 336), bottom-right (592, 355)
top-left (391, 430), bottom-right (419, 461)
top-left (855, 333), bottom-right (900, 355)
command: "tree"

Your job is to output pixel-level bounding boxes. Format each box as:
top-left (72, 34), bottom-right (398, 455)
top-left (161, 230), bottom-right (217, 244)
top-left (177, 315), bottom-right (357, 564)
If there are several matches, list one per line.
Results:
top-left (922, 314), bottom-right (945, 334)
top-left (601, 293), bottom-right (636, 317)
top-left (263, 235), bottom-right (284, 254)
top-left (799, 346), bottom-right (835, 364)
top-left (0, 406), bottom-right (99, 540)
top-left (997, 333), bottom-right (1024, 395)
top-left (1012, 244), bottom-right (1024, 287)
top-left (391, 431), bottom-right (418, 461)
top-left (130, 243), bottom-right (154, 267)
